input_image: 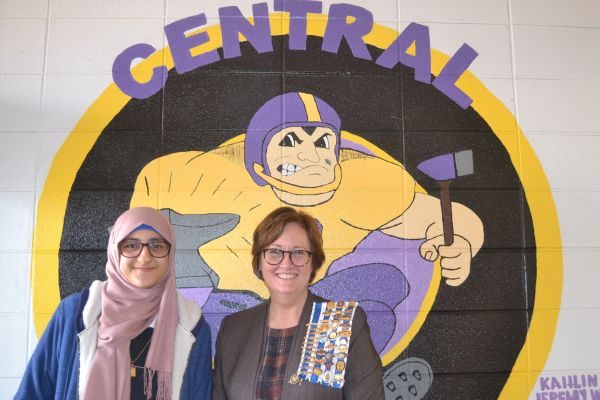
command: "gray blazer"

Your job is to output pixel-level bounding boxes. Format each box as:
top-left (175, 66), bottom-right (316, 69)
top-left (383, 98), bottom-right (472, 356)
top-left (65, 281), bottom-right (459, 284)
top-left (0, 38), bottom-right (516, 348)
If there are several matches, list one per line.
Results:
top-left (212, 291), bottom-right (384, 400)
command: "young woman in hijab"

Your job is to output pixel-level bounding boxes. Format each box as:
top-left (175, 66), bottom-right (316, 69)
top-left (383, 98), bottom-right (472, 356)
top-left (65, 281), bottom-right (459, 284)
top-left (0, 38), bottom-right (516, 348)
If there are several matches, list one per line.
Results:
top-left (213, 207), bottom-right (384, 400)
top-left (16, 207), bottom-right (212, 400)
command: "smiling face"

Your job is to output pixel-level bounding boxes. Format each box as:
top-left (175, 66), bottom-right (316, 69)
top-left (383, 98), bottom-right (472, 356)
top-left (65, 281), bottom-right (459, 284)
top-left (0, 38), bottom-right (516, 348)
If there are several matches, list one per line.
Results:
top-left (265, 126), bottom-right (338, 188)
top-left (259, 222), bottom-right (313, 300)
top-left (119, 229), bottom-right (170, 289)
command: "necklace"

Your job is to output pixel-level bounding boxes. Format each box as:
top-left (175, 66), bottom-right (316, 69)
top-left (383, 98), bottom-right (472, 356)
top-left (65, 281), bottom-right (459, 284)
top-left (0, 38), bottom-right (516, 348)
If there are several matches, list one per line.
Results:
top-left (130, 335), bottom-right (152, 378)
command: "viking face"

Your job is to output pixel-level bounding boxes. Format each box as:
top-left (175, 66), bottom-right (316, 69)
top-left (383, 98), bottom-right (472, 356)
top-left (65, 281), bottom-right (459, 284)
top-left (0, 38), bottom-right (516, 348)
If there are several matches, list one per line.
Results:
top-left (265, 125), bottom-right (338, 188)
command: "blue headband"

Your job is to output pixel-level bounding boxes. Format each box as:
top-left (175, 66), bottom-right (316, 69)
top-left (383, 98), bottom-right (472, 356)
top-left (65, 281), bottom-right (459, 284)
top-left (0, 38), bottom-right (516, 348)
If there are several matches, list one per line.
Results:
top-left (129, 223), bottom-right (161, 235)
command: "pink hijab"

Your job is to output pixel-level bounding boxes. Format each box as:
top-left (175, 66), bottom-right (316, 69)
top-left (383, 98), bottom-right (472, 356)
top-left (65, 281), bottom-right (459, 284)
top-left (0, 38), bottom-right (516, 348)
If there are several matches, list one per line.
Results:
top-left (82, 207), bottom-right (178, 400)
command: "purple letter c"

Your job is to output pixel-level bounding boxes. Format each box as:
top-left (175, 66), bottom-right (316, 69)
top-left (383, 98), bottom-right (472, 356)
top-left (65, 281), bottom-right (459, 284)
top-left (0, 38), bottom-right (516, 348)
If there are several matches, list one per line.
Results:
top-left (112, 43), bottom-right (167, 99)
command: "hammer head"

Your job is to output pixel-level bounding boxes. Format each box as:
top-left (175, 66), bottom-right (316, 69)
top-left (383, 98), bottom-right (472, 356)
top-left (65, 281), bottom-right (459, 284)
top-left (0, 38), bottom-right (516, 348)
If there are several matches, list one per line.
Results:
top-left (417, 150), bottom-right (474, 181)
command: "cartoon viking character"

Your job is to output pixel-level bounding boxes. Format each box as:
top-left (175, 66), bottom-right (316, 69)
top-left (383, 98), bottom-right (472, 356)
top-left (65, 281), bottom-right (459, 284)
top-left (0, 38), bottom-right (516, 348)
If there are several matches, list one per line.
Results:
top-left (131, 92), bottom-right (484, 353)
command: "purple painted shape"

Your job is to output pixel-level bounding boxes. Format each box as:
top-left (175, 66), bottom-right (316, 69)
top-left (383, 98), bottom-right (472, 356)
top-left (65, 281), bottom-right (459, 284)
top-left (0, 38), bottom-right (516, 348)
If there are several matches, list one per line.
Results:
top-left (165, 13), bottom-right (220, 74)
top-left (432, 43), bottom-right (478, 109)
top-left (178, 287), bottom-right (213, 308)
top-left (322, 4), bottom-right (373, 60)
top-left (417, 153), bottom-right (457, 181)
top-left (112, 43), bottom-right (167, 99)
top-left (310, 264), bottom-right (407, 352)
top-left (312, 264), bottom-right (408, 309)
top-left (326, 232), bottom-right (434, 355)
top-left (340, 138), bottom-right (376, 156)
top-left (219, 3), bottom-right (273, 59)
top-left (357, 300), bottom-right (396, 353)
top-left (275, 0), bottom-right (322, 51)
top-left (376, 22), bottom-right (431, 84)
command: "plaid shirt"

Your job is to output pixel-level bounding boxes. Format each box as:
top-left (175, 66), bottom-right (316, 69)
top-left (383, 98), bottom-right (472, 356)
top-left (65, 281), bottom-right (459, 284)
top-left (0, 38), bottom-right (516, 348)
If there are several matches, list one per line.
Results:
top-left (256, 327), bottom-right (297, 400)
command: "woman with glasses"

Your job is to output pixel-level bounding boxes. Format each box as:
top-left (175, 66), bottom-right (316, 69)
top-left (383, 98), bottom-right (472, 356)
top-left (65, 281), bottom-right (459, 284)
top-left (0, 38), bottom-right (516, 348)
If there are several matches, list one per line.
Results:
top-left (16, 207), bottom-right (212, 400)
top-left (213, 207), bottom-right (383, 400)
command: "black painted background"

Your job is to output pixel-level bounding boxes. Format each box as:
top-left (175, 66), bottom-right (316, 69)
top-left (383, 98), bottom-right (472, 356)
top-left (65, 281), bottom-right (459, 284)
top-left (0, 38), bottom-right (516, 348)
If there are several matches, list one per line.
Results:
top-left (59, 36), bottom-right (536, 399)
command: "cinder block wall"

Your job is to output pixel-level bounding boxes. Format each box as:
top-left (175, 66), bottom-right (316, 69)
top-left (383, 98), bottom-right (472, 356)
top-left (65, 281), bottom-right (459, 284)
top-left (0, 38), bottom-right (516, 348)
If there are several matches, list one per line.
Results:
top-left (1, 1), bottom-right (599, 398)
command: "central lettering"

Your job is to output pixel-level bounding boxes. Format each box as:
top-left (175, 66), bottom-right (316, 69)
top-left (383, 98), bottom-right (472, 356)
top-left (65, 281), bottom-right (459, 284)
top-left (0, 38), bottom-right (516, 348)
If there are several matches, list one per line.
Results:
top-left (112, 0), bottom-right (477, 109)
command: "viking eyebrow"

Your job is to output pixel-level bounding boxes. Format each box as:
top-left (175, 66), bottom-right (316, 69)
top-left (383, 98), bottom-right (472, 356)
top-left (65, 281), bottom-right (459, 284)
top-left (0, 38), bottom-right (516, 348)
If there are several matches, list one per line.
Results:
top-left (314, 132), bottom-right (332, 141)
top-left (303, 126), bottom-right (317, 135)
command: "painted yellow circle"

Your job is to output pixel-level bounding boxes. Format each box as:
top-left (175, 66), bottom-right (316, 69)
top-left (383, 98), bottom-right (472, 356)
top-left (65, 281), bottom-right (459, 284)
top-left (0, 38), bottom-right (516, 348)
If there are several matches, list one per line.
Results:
top-left (32, 14), bottom-right (561, 399)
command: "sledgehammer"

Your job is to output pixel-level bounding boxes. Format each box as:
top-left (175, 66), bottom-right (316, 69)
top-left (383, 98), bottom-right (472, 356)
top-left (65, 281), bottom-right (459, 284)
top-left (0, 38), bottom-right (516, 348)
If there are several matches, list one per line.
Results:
top-left (416, 150), bottom-right (474, 246)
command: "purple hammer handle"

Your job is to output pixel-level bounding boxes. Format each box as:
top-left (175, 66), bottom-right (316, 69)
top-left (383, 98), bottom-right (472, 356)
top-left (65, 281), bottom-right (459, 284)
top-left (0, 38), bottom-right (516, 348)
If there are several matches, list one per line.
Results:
top-left (438, 180), bottom-right (454, 246)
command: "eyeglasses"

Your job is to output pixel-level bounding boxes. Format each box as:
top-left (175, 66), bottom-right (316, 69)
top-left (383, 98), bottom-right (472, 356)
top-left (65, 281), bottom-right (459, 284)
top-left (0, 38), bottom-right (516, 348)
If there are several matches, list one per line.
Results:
top-left (262, 248), bottom-right (312, 267)
top-left (118, 240), bottom-right (171, 258)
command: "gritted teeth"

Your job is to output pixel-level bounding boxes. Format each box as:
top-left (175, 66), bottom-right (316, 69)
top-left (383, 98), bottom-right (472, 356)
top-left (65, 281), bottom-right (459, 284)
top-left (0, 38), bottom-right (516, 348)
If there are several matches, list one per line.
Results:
top-left (277, 163), bottom-right (303, 176)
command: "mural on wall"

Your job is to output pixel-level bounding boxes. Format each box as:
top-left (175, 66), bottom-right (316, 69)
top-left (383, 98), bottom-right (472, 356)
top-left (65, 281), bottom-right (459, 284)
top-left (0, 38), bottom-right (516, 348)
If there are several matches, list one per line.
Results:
top-left (32, 3), bottom-right (562, 399)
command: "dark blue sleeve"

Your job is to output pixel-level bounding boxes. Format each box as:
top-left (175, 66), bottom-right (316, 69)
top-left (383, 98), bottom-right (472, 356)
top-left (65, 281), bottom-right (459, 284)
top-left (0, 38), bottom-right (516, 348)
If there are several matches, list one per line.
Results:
top-left (182, 317), bottom-right (213, 400)
top-left (14, 295), bottom-right (79, 400)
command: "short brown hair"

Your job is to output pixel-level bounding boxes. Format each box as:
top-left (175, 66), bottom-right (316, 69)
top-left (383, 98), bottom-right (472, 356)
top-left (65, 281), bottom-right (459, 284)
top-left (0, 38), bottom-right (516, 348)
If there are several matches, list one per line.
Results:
top-left (252, 207), bottom-right (325, 282)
